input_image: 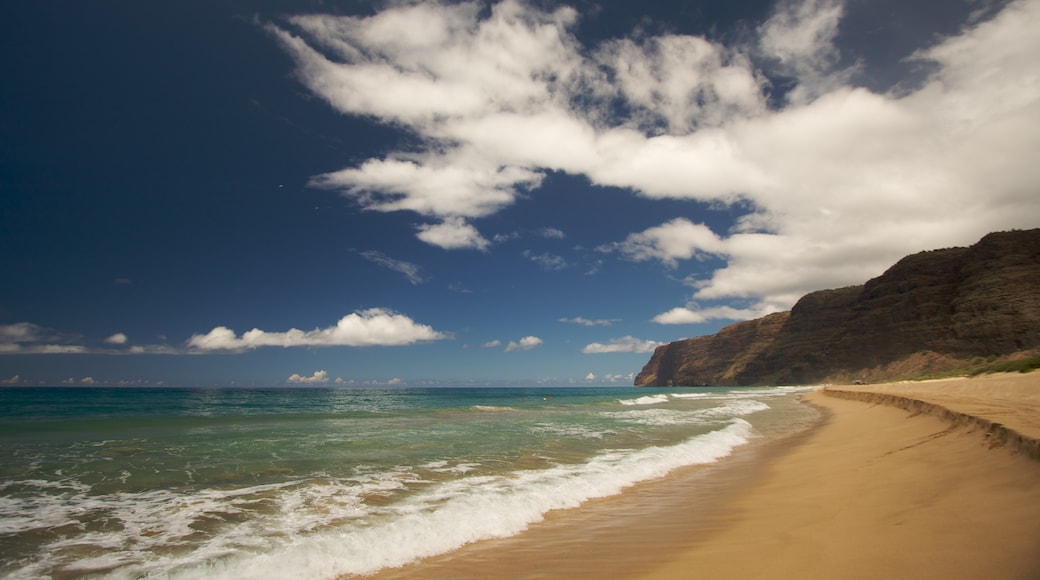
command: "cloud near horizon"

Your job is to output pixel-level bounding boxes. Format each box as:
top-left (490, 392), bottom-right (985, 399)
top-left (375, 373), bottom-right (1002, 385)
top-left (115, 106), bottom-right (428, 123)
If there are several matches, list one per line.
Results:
top-left (0, 322), bottom-right (87, 354)
top-left (288, 370), bottom-right (330, 384)
top-left (581, 336), bottom-right (663, 354)
top-left (270, 0), bottom-right (1040, 321)
top-left (187, 309), bottom-right (449, 351)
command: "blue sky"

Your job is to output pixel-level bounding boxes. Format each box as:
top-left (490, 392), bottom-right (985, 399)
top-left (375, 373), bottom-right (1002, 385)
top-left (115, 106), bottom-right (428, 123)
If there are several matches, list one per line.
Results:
top-left (1, 0), bottom-right (1038, 387)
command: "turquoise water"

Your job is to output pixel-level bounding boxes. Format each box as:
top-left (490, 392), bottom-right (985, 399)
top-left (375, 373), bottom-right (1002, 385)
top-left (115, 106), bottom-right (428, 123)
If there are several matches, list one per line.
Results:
top-left (0, 385), bottom-right (816, 578)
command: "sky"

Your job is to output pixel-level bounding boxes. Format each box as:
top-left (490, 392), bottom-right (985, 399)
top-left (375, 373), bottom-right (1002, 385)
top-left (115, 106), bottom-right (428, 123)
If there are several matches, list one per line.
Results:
top-left (1, 0), bottom-right (1038, 387)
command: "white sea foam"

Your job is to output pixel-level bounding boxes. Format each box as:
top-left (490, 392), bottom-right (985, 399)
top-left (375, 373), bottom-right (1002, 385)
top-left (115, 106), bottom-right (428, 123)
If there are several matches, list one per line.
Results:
top-left (470, 405), bottom-right (518, 412)
top-left (532, 423), bottom-right (614, 439)
top-left (604, 399), bottom-right (769, 426)
top-left (618, 394), bottom-right (669, 406)
top-left (48, 420), bottom-right (753, 580)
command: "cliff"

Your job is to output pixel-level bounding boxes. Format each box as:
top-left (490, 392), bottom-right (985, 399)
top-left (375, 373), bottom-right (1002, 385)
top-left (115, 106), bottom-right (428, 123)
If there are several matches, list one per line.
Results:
top-left (635, 229), bottom-right (1040, 386)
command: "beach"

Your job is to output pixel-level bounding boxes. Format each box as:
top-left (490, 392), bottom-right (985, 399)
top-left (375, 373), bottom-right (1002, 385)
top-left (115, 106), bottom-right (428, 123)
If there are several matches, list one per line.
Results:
top-left (372, 373), bottom-right (1040, 579)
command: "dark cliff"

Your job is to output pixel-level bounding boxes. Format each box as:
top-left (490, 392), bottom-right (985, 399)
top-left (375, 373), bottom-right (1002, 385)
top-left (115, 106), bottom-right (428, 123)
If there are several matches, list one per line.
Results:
top-left (635, 229), bottom-right (1040, 386)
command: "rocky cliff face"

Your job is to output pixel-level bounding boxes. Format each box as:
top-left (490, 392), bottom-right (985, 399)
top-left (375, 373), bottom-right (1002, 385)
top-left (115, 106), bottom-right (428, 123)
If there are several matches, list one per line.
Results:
top-left (635, 229), bottom-right (1040, 386)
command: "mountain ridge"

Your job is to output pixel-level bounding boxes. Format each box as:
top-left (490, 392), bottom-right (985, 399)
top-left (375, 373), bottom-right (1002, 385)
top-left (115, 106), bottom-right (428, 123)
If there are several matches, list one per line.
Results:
top-left (635, 229), bottom-right (1040, 386)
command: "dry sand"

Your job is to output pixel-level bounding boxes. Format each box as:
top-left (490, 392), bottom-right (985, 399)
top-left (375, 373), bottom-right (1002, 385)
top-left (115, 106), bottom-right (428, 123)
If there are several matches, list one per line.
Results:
top-left (645, 372), bottom-right (1040, 580)
top-left (368, 373), bottom-right (1040, 579)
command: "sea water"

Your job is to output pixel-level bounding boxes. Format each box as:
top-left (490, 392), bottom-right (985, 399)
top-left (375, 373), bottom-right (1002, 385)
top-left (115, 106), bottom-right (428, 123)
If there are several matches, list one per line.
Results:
top-left (0, 385), bottom-right (817, 579)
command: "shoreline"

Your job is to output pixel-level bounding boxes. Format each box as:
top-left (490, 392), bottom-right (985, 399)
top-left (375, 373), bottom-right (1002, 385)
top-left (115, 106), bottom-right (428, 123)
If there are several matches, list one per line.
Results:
top-left (364, 392), bottom-right (824, 580)
top-left (362, 373), bottom-right (1040, 579)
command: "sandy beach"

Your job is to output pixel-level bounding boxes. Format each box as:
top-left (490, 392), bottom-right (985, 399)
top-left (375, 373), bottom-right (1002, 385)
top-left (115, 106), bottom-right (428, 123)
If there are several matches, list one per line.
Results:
top-left (369, 373), bottom-right (1040, 579)
top-left (645, 372), bottom-right (1040, 580)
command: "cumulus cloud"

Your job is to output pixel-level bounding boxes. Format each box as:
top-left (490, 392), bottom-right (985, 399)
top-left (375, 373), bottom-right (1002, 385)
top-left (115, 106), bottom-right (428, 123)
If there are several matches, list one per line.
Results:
top-left (505, 336), bottom-right (543, 352)
top-left (271, 0), bottom-right (1040, 321)
top-left (288, 370), bottom-right (330, 384)
top-left (105, 333), bottom-right (128, 345)
top-left (187, 309), bottom-right (449, 351)
top-left (606, 218), bottom-right (725, 268)
top-left (581, 336), bottom-right (664, 354)
top-left (416, 217), bottom-right (491, 251)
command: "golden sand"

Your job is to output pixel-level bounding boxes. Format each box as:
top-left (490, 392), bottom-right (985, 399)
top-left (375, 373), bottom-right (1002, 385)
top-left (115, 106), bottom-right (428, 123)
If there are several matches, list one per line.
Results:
top-left (366, 373), bottom-right (1040, 579)
top-left (644, 373), bottom-right (1040, 580)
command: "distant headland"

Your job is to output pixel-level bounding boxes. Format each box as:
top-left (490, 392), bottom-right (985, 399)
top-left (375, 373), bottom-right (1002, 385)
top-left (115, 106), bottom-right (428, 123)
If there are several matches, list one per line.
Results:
top-left (636, 228), bottom-right (1040, 386)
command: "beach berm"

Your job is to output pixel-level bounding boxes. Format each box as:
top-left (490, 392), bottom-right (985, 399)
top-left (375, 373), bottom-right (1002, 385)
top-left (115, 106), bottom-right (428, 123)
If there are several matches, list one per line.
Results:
top-left (644, 372), bottom-right (1040, 580)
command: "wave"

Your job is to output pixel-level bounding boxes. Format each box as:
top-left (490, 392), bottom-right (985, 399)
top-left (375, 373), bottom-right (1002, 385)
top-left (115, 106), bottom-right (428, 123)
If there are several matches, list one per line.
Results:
top-left (5, 420), bottom-right (753, 579)
top-left (618, 394), bottom-right (669, 406)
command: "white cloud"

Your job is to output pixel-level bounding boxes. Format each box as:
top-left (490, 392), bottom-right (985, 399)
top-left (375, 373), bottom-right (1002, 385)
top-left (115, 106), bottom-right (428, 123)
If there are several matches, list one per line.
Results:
top-left (416, 217), bottom-right (491, 251)
top-left (607, 218), bottom-right (725, 268)
top-left (505, 336), bottom-right (543, 352)
top-left (187, 309), bottom-right (449, 351)
top-left (597, 34), bottom-right (767, 132)
top-left (581, 336), bottom-right (664, 354)
top-left (272, 0), bottom-right (1040, 318)
top-left (288, 370), bottom-right (330, 384)
top-left (757, 0), bottom-right (847, 103)
top-left (311, 156), bottom-right (542, 220)
top-left (105, 333), bottom-right (128, 345)
top-left (653, 304), bottom-right (780, 325)
top-left (482, 340), bottom-right (502, 348)
top-left (360, 250), bottom-right (424, 284)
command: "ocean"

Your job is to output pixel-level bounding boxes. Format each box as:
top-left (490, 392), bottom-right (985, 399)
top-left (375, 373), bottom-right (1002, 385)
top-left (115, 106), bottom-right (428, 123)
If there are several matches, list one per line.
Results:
top-left (0, 385), bottom-right (817, 579)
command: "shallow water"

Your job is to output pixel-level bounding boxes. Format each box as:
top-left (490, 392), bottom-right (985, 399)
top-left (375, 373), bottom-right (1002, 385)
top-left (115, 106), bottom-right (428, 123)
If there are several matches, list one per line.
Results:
top-left (0, 385), bottom-right (817, 579)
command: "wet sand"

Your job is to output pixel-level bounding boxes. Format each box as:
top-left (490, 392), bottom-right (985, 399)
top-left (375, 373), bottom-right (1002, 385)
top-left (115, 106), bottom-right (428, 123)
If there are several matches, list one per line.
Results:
top-left (365, 373), bottom-right (1040, 579)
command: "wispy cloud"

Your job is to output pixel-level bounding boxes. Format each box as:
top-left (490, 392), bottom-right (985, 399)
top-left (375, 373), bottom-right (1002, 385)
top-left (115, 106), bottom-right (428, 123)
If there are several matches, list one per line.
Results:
top-left (559, 317), bottom-right (617, 327)
top-left (523, 250), bottom-right (567, 271)
top-left (187, 309), bottom-right (449, 351)
top-left (269, 0), bottom-right (1040, 322)
top-left (360, 250), bottom-right (425, 284)
top-left (0, 322), bottom-right (86, 354)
